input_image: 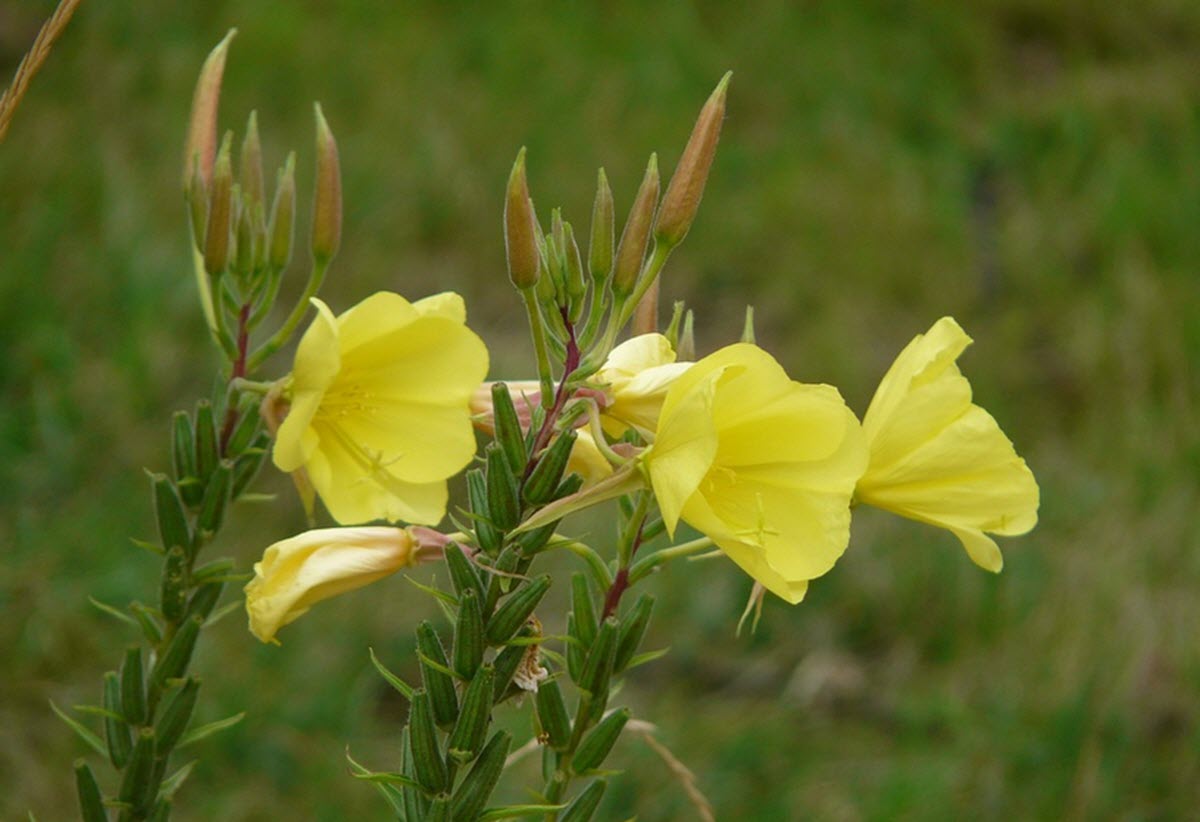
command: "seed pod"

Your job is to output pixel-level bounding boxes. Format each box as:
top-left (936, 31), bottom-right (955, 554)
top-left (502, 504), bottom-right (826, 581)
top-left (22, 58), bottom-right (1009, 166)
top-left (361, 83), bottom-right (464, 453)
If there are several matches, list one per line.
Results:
top-left (155, 677), bottom-right (200, 751)
top-left (450, 730), bottom-right (511, 822)
top-left (483, 547), bottom-right (520, 614)
top-left (466, 469), bottom-right (501, 555)
top-left (566, 613), bottom-right (585, 682)
top-left (514, 517), bottom-right (559, 556)
top-left (560, 779), bottom-right (608, 822)
top-left (268, 152), bottom-right (297, 271)
top-left (490, 382), bottom-right (527, 474)
top-left (399, 727), bottom-right (429, 821)
top-left (311, 103), bottom-right (342, 265)
top-left (426, 795), bottom-right (452, 822)
top-left (185, 581), bottom-right (224, 622)
top-left (486, 575), bottom-right (550, 645)
top-left (120, 646), bottom-right (147, 726)
top-left (504, 148), bottom-right (540, 290)
top-left (160, 546), bottom-right (189, 622)
top-left (196, 459), bottom-right (233, 541)
top-left (614, 594), bottom-right (654, 673)
top-left (147, 799), bottom-right (173, 822)
top-left (571, 573), bottom-right (598, 649)
top-left (117, 727), bottom-right (157, 812)
top-left (572, 708), bottom-right (630, 773)
top-left (152, 474), bottom-right (191, 556)
top-left (231, 439), bottom-right (268, 499)
top-left (103, 671), bottom-right (132, 768)
top-left (152, 615), bottom-right (203, 690)
top-left (611, 154), bottom-right (660, 296)
top-left (225, 400), bottom-right (262, 455)
top-left (522, 430), bottom-right (576, 506)
top-left (491, 632), bottom-right (530, 702)
top-left (535, 678), bottom-right (571, 751)
top-left (74, 760), bottom-right (106, 822)
top-left (445, 542), bottom-right (484, 604)
top-left (485, 444), bottom-right (521, 531)
top-left (416, 621), bottom-right (458, 728)
top-left (578, 617), bottom-right (619, 699)
top-left (447, 665), bottom-right (494, 762)
top-left (453, 589), bottom-right (484, 681)
top-left (407, 690), bottom-right (448, 794)
top-left (193, 400), bottom-right (218, 484)
top-left (589, 168), bottom-right (614, 285)
top-left (170, 411), bottom-right (200, 506)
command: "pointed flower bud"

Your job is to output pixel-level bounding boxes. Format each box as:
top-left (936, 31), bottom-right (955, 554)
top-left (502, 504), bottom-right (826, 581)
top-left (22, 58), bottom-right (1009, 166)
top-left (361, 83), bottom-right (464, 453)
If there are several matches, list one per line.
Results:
top-left (612, 153), bottom-right (659, 296)
top-left (311, 103), bottom-right (342, 264)
top-left (655, 71), bottom-right (730, 249)
top-left (203, 131), bottom-right (234, 277)
top-left (589, 168), bottom-right (614, 283)
top-left (240, 110), bottom-right (265, 212)
top-left (504, 148), bottom-right (540, 289)
top-left (183, 29), bottom-right (236, 191)
top-left (269, 152), bottom-right (296, 270)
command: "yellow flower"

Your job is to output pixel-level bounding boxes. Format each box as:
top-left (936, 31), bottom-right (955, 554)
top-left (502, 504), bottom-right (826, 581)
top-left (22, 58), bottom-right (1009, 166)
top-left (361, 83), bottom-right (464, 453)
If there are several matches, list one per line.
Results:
top-left (273, 291), bottom-right (489, 525)
top-left (592, 333), bottom-right (692, 438)
top-left (644, 344), bottom-right (868, 603)
top-left (245, 526), bottom-right (417, 643)
top-left (855, 317), bottom-right (1039, 572)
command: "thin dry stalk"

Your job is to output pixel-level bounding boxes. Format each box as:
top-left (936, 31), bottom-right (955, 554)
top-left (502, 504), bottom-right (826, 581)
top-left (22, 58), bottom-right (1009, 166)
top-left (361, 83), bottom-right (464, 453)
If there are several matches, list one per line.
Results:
top-left (628, 718), bottom-right (716, 822)
top-left (0, 0), bottom-right (84, 144)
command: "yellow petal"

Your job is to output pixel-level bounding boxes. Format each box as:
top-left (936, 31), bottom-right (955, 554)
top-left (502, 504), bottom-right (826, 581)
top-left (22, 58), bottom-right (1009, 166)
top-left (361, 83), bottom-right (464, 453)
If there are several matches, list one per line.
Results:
top-left (567, 429), bottom-right (615, 487)
top-left (646, 367), bottom-right (721, 536)
top-left (290, 298), bottom-right (341, 393)
top-left (244, 526), bottom-right (416, 643)
top-left (413, 291), bottom-right (467, 323)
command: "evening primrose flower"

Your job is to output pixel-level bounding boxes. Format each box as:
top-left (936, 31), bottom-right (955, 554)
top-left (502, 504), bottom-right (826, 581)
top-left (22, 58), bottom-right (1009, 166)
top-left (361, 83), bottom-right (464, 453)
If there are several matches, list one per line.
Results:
top-left (855, 317), bottom-right (1039, 572)
top-left (643, 344), bottom-right (868, 603)
top-left (245, 526), bottom-right (419, 643)
top-left (591, 333), bottom-right (692, 437)
top-left (273, 291), bottom-right (489, 525)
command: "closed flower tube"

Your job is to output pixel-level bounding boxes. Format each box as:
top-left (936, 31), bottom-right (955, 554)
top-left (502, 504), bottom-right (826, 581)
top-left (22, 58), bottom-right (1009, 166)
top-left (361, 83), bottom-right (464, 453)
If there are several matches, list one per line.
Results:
top-left (855, 317), bottom-right (1039, 572)
top-left (273, 291), bottom-right (489, 525)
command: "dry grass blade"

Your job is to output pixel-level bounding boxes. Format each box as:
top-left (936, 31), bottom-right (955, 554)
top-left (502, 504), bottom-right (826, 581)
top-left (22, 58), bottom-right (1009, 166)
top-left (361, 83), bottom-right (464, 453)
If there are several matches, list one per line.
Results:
top-left (628, 719), bottom-right (716, 822)
top-left (0, 0), bottom-right (84, 143)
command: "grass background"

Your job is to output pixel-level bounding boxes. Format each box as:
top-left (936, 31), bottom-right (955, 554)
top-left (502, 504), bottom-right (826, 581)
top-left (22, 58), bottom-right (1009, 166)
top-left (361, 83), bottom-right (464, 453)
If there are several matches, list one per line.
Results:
top-left (3, 1), bottom-right (1198, 819)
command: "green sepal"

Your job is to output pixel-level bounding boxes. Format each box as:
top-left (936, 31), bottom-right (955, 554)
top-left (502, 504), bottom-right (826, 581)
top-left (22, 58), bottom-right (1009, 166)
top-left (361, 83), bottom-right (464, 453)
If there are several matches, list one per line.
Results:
top-left (160, 546), bottom-right (189, 622)
top-left (486, 575), bottom-right (551, 646)
top-left (154, 677), bottom-right (200, 751)
top-left (485, 444), bottom-right (521, 531)
top-left (614, 594), bottom-right (654, 673)
top-left (102, 671), bottom-right (132, 768)
top-left (466, 469), bottom-right (501, 555)
top-left (152, 474), bottom-right (192, 557)
top-left (117, 727), bottom-right (157, 813)
top-left (170, 411), bottom-right (201, 507)
top-left (225, 398), bottom-right (262, 455)
top-left (453, 589), bottom-right (485, 681)
top-left (416, 621), bottom-right (458, 728)
top-left (151, 615), bottom-right (203, 692)
top-left (193, 400), bottom-right (218, 484)
top-left (571, 573), bottom-right (598, 649)
top-left (195, 459), bottom-right (234, 541)
top-left (445, 542), bottom-right (485, 603)
top-left (447, 664), bottom-right (494, 763)
top-left (407, 690), bottom-right (448, 794)
top-left (185, 581), bottom-right (224, 622)
top-left (522, 430), bottom-right (576, 506)
top-left (451, 729), bottom-right (512, 822)
top-left (535, 678), bottom-right (572, 751)
top-left (559, 779), bottom-right (608, 822)
top-left (74, 759), bottom-right (107, 822)
top-left (120, 646), bottom-right (147, 726)
top-left (578, 617), bottom-right (618, 698)
top-left (572, 708), bottom-right (629, 773)
top-left (490, 382), bottom-right (528, 475)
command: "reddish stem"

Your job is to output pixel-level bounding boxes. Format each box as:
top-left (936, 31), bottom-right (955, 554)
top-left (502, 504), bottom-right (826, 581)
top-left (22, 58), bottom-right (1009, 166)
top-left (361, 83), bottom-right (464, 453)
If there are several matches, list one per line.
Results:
top-left (524, 310), bottom-right (580, 478)
top-left (602, 517), bottom-right (647, 619)
top-left (218, 301), bottom-right (252, 456)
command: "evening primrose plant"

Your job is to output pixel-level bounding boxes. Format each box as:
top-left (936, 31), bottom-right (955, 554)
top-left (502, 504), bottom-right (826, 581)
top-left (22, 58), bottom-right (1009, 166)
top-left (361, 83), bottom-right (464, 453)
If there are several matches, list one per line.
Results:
top-left (66, 32), bottom-right (1038, 822)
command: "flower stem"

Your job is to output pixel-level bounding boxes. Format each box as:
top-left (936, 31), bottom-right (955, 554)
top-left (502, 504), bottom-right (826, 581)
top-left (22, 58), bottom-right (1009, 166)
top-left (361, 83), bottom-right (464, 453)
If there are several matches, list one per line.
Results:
top-left (247, 256), bottom-right (328, 371)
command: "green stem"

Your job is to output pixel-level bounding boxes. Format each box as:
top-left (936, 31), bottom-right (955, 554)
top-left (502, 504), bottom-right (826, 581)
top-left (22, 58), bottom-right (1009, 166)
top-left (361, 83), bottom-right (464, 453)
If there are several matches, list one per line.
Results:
top-left (616, 240), bottom-right (673, 330)
top-left (522, 287), bottom-right (556, 410)
top-left (246, 256), bottom-right (328, 371)
top-left (627, 536), bottom-right (715, 585)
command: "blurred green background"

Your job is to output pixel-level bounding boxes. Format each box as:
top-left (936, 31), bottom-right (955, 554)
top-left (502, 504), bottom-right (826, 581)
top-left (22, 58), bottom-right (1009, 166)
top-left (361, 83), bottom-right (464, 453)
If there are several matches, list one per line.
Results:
top-left (3, 1), bottom-right (1198, 819)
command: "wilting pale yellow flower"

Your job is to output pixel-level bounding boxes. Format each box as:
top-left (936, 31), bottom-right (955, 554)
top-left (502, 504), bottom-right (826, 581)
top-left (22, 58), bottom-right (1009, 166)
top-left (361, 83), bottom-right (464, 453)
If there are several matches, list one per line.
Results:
top-left (643, 344), bottom-right (868, 603)
top-left (592, 333), bottom-right (692, 437)
top-left (855, 317), bottom-right (1039, 572)
top-left (274, 291), bottom-right (489, 525)
top-left (245, 526), bottom-right (417, 643)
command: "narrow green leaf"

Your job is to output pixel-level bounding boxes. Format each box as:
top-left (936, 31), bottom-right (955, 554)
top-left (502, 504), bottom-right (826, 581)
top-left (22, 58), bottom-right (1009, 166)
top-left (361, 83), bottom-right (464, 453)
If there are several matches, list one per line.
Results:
top-left (176, 711), bottom-right (244, 749)
top-left (477, 804), bottom-right (568, 820)
top-left (49, 701), bottom-right (105, 756)
top-left (157, 759), bottom-right (197, 800)
top-left (88, 597), bottom-right (138, 628)
top-left (368, 647), bottom-right (414, 700)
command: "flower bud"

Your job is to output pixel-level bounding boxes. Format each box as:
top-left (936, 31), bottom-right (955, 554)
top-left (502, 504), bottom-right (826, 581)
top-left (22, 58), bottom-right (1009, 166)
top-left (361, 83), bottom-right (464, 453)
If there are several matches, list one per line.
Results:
top-left (269, 152), bottom-right (297, 271)
top-left (203, 132), bottom-right (235, 277)
top-left (240, 110), bottom-right (264, 212)
top-left (611, 154), bottom-right (659, 296)
top-left (504, 147), bottom-right (540, 289)
top-left (655, 71), bottom-right (730, 249)
top-left (632, 276), bottom-right (659, 335)
top-left (182, 29), bottom-right (235, 191)
top-left (588, 168), bottom-right (614, 283)
top-left (311, 103), bottom-right (342, 264)
top-left (563, 221), bottom-right (587, 323)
